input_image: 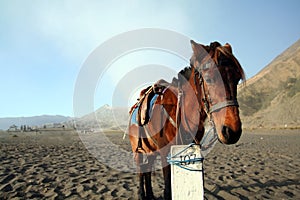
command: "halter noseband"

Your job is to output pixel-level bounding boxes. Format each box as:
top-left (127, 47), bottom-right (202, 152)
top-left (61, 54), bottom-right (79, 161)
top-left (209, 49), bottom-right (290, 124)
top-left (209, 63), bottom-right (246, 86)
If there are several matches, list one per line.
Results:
top-left (209, 99), bottom-right (239, 113)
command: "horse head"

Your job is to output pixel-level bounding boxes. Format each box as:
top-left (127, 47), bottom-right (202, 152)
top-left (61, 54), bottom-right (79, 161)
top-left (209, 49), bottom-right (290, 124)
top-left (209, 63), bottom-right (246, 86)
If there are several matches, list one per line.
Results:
top-left (190, 40), bottom-right (245, 144)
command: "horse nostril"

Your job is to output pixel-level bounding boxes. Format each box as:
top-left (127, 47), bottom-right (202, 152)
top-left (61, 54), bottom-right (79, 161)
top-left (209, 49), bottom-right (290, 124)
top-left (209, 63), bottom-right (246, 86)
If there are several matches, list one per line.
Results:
top-left (222, 126), bottom-right (230, 141)
top-left (221, 126), bottom-right (241, 144)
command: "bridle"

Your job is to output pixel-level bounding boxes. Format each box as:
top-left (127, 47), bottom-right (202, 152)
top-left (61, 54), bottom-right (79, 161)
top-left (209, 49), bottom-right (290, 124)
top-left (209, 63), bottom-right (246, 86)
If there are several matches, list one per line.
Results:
top-left (174, 45), bottom-right (241, 145)
top-left (196, 67), bottom-right (239, 116)
top-left (193, 48), bottom-right (240, 118)
top-left (185, 50), bottom-right (240, 146)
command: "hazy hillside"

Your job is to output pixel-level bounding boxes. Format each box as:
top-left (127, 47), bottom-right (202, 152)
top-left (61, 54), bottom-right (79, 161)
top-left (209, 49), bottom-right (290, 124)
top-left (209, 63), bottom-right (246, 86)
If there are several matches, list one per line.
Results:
top-left (0, 115), bottom-right (72, 130)
top-left (238, 39), bottom-right (300, 128)
top-left (74, 105), bottom-right (129, 131)
top-left (0, 106), bottom-right (129, 131)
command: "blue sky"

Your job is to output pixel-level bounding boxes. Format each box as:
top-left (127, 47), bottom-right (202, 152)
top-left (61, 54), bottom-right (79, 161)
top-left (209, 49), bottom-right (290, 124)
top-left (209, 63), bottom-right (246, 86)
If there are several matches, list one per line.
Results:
top-left (0, 0), bottom-right (299, 117)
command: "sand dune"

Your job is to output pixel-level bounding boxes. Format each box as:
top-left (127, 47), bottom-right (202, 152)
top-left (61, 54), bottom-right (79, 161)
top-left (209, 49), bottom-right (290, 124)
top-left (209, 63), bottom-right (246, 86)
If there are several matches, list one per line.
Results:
top-left (0, 129), bottom-right (299, 199)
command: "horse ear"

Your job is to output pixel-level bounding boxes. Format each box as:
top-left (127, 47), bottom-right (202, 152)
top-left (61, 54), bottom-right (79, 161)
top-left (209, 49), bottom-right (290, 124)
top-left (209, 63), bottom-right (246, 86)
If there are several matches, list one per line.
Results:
top-left (191, 40), bottom-right (209, 55)
top-left (224, 43), bottom-right (232, 53)
top-left (191, 40), bottom-right (199, 54)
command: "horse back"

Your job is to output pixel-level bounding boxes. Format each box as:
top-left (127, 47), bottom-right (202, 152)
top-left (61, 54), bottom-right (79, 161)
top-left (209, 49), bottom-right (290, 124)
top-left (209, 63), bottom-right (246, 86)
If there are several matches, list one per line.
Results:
top-left (131, 79), bottom-right (176, 126)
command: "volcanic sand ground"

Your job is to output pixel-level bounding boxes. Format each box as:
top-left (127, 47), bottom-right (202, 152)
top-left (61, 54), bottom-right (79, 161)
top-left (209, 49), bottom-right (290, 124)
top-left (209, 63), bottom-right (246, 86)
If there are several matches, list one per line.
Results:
top-left (0, 129), bottom-right (299, 199)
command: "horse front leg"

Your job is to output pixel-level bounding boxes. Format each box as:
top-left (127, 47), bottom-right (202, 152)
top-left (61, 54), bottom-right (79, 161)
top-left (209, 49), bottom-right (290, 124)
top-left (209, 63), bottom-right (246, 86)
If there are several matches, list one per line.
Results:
top-left (144, 155), bottom-right (155, 199)
top-left (138, 172), bottom-right (146, 199)
top-left (137, 153), bottom-right (156, 200)
top-left (136, 153), bottom-right (146, 199)
top-left (162, 158), bottom-right (172, 200)
top-left (138, 171), bottom-right (155, 200)
top-left (144, 172), bottom-right (155, 200)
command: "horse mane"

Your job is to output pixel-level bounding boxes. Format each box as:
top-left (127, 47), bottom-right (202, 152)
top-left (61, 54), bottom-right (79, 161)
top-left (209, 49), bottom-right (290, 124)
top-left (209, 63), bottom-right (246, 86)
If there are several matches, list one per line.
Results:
top-left (215, 46), bottom-right (246, 83)
top-left (200, 43), bottom-right (246, 83)
top-left (171, 66), bottom-right (193, 86)
top-left (172, 43), bottom-right (246, 87)
top-left (178, 66), bottom-right (192, 80)
top-left (192, 42), bottom-right (246, 84)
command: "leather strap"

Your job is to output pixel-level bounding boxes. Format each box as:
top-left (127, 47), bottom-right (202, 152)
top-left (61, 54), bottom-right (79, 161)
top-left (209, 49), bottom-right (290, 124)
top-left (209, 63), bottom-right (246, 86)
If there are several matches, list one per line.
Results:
top-left (209, 100), bottom-right (239, 113)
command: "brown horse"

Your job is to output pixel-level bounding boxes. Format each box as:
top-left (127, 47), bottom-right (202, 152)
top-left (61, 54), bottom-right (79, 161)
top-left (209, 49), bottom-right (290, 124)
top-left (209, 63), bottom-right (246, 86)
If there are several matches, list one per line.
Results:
top-left (128, 40), bottom-right (245, 199)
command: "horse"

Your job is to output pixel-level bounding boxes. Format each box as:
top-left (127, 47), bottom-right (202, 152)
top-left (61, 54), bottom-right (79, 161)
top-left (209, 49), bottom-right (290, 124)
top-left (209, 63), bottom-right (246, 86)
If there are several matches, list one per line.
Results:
top-left (128, 40), bottom-right (245, 200)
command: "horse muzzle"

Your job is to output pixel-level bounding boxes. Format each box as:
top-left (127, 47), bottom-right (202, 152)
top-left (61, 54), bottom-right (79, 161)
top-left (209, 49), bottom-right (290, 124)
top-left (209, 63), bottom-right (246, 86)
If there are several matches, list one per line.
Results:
top-left (219, 125), bottom-right (242, 144)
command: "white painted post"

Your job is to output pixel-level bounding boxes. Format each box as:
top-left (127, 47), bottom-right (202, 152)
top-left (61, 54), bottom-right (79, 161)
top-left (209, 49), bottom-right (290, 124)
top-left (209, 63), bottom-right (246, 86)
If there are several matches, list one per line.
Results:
top-left (170, 144), bottom-right (204, 200)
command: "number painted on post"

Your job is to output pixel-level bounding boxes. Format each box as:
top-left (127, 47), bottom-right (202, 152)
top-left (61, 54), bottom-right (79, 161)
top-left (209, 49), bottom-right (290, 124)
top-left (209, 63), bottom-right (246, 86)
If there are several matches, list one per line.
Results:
top-left (180, 154), bottom-right (197, 165)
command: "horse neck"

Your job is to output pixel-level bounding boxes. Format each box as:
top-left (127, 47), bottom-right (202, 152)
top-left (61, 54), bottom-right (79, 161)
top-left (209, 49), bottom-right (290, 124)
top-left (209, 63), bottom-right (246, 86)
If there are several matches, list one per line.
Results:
top-left (179, 68), bottom-right (207, 133)
top-left (180, 67), bottom-right (203, 111)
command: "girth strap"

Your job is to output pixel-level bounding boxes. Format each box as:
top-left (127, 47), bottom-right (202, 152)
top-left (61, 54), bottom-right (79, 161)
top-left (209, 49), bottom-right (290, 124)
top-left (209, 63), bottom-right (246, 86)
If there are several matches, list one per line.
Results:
top-left (209, 100), bottom-right (239, 113)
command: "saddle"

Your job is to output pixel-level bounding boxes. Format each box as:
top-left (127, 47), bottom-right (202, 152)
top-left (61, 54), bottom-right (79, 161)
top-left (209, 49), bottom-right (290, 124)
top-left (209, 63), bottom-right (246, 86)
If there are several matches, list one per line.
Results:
top-left (136, 79), bottom-right (169, 126)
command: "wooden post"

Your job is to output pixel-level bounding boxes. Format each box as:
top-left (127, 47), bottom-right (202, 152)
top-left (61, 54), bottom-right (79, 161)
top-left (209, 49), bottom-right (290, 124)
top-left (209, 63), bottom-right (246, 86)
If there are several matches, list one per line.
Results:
top-left (170, 144), bottom-right (204, 200)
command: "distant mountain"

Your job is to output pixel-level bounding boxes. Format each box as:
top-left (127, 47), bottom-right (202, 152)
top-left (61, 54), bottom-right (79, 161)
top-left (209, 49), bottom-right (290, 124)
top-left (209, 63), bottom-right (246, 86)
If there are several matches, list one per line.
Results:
top-left (0, 115), bottom-right (72, 130)
top-left (238, 39), bottom-right (300, 128)
top-left (74, 104), bottom-right (129, 131)
top-left (0, 105), bottom-right (129, 131)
